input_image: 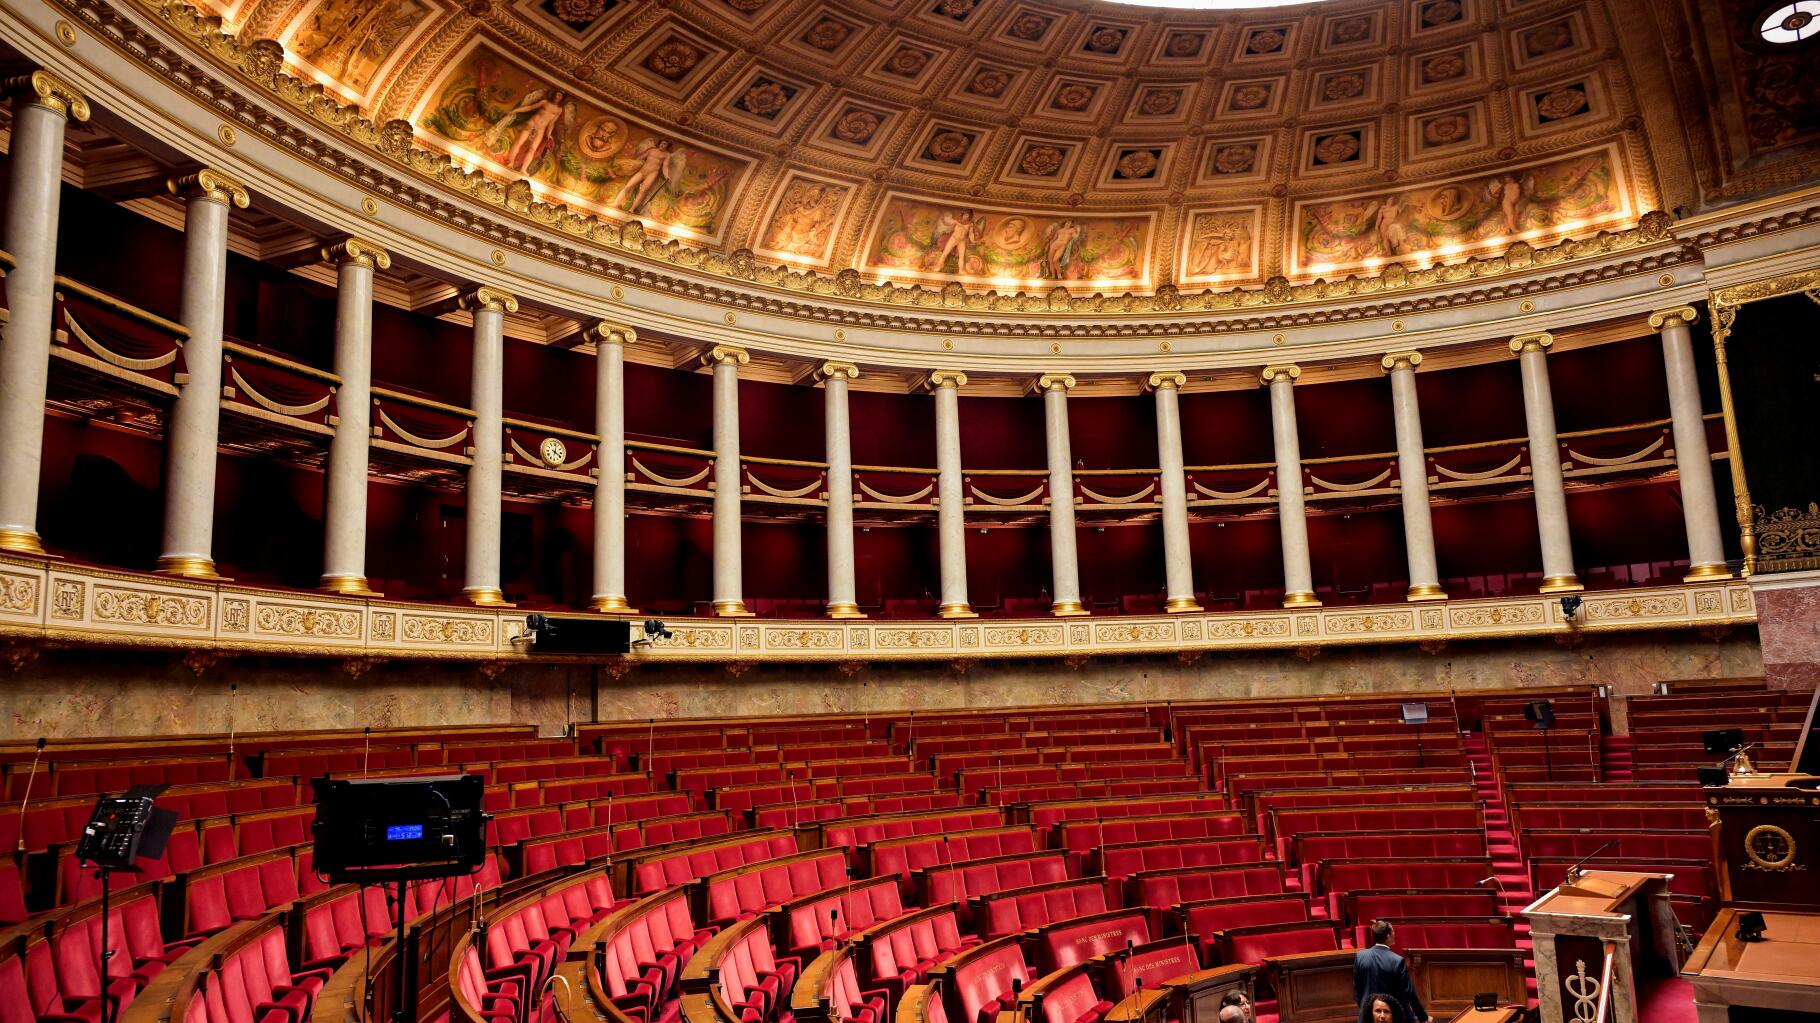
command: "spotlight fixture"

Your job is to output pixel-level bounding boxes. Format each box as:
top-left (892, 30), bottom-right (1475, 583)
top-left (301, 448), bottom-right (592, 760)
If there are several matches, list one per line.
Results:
top-left (1560, 595), bottom-right (1584, 618)
top-left (1735, 910), bottom-right (1767, 943)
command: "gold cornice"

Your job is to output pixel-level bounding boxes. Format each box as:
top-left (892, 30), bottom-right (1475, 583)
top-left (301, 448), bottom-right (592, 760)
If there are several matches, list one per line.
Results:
top-left (815, 361), bottom-right (860, 382)
top-left (459, 286), bottom-right (519, 314)
top-left (926, 370), bottom-right (969, 390)
top-left (1381, 351), bottom-right (1423, 372)
top-left (321, 236), bottom-right (392, 270)
top-left (587, 321), bottom-right (638, 347)
top-left (1259, 364), bottom-right (1301, 385)
top-left (4, 69), bottom-right (90, 121)
top-left (167, 168), bottom-right (250, 208)
top-left (702, 344), bottom-right (750, 368)
top-left (1037, 373), bottom-right (1077, 392)
top-left (1144, 372), bottom-right (1187, 392)
top-left (1509, 332), bottom-right (1555, 355)
top-left (1648, 306), bottom-right (1699, 330)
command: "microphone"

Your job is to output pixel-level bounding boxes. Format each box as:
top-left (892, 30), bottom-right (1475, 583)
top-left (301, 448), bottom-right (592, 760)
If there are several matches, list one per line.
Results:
top-left (227, 683), bottom-right (239, 782)
top-left (830, 906), bottom-right (840, 945)
top-left (787, 769), bottom-right (803, 827)
top-left (16, 737), bottom-right (46, 853)
top-left (647, 717), bottom-right (656, 773)
top-left (1476, 875), bottom-right (1508, 895)
top-left (1564, 839), bottom-right (1619, 885)
top-left (362, 725), bottom-right (372, 777)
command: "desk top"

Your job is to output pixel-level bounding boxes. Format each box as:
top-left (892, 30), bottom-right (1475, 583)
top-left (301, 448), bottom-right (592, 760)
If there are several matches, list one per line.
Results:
top-left (1446, 1009), bottom-right (1520, 1023)
top-left (1528, 870), bottom-right (1667, 919)
top-left (1683, 909), bottom-right (1820, 987)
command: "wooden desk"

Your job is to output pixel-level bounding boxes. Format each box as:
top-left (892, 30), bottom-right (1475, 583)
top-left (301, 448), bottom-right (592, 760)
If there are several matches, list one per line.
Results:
top-left (1445, 1009), bottom-right (1520, 1023)
top-left (1681, 907), bottom-right (1820, 1023)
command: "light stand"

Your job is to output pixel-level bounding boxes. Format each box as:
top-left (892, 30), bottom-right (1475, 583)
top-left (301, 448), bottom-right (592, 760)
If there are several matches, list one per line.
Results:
top-left (76, 793), bottom-right (175, 1023)
top-left (1526, 700), bottom-right (1556, 782)
top-left (1401, 703), bottom-right (1429, 769)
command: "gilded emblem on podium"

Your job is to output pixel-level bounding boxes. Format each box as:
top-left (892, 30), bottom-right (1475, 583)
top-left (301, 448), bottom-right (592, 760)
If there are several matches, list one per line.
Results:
top-left (1743, 824), bottom-right (1802, 871)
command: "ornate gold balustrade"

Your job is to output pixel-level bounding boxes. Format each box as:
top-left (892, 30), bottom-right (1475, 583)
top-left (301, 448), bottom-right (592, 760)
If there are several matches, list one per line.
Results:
top-left (0, 552), bottom-right (1755, 664)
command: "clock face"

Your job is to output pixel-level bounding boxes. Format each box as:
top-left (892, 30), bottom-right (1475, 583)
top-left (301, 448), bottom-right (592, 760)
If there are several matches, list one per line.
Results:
top-left (1745, 824), bottom-right (1797, 870)
top-left (540, 437), bottom-right (567, 468)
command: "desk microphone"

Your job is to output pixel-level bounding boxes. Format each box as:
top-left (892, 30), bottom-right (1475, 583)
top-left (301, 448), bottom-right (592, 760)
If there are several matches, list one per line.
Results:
top-left (15, 738), bottom-right (46, 853)
top-left (1564, 840), bottom-right (1619, 885)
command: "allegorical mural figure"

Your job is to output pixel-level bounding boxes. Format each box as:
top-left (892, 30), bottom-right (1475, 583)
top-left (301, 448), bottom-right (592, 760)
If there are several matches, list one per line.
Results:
top-left (290, 0), bottom-right (428, 97)
top-left (420, 44), bottom-right (746, 240)
top-left (866, 198), bottom-right (1149, 286)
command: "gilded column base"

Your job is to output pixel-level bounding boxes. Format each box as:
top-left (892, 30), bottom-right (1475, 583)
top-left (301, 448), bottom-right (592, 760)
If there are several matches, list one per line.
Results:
top-left (319, 574), bottom-right (382, 598)
top-left (1051, 600), bottom-right (1090, 617)
top-left (826, 602), bottom-right (868, 619)
top-left (460, 586), bottom-right (516, 608)
top-left (1164, 597), bottom-right (1204, 613)
top-left (712, 600), bottom-right (755, 617)
top-left (155, 556), bottom-right (230, 581)
top-left (1539, 574), bottom-right (1584, 593)
top-left (1684, 563), bottom-right (1734, 581)
top-left (589, 595), bottom-right (640, 614)
top-left (1282, 591), bottom-right (1323, 608)
top-left (0, 528), bottom-right (49, 557)
top-left (1405, 583), bottom-right (1448, 602)
top-left (937, 602), bottom-right (978, 619)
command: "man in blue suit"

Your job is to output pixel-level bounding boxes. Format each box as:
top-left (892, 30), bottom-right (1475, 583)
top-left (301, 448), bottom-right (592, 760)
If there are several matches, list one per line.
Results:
top-left (1353, 921), bottom-right (1430, 1023)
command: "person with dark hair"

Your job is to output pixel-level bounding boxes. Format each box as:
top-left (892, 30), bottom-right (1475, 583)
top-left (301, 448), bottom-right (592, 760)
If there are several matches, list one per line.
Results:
top-left (1359, 993), bottom-right (1411, 1023)
top-left (1216, 989), bottom-right (1252, 1022)
top-left (1353, 922), bottom-right (1429, 1023)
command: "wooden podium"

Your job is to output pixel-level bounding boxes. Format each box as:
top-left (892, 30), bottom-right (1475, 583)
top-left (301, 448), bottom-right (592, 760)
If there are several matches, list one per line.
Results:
top-left (1523, 870), bottom-right (1681, 1023)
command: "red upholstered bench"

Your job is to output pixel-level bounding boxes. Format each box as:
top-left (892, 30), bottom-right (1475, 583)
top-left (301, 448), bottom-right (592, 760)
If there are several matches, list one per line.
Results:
top-left (1213, 921), bottom-right (1342, 966)
top-left (630, 832), bottom-right (799, 895)
top-left (869, 828), bottom-right (1043, 880)
top-left (821, 810), bottom-right (1006, 851)
top-left (1127, 865), bottom-right (1285, 909)
top-left (1355, 916), bottom-right (1515, 952)
top-left (1519, 830), bottom-right (1709, 862)
top-left (933, 935), bottom-right (1031, 1023)
top-left (1055, 813), bottom-right (1246, 857)
top-left (974, 878), bottom-right (1111, 940)
top-left (1316, 858), bottom-right (1494, 920)
top-left (916, 851), bottom-right (1071, 907)
top-left (1095, 837), bottom-right (1265, 879)
top-left (1027, 795), bottom-right (1227, 829)
top-left (1107, 938), bottom-right (1202, 999)
top-left (1291, 830), bottom-right (1488, 891)
top-left (1176, 895), bottom-right (1310, 960)
top-left (857, 906), bottom-right (977, 993)
top-left (1039, 909), bottom-right (1151, 970)
top-left (707, 920), bottom-right (803, 1023)
top-left (1034, 970), bottom-right (1111, 1023)
top-left (780, 875), bottom-right (904, 956)
top-left (1269, 804), bottom-right (1483, 862)
top-left (1341, 889), bottom-right (1501, 928)
top-left (702, 849), bottom-right (850, 928)
top-left (595, 887), bottom-right (715, 1023)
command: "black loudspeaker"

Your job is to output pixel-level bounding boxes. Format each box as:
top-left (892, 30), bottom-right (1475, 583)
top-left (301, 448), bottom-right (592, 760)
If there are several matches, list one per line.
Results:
top-left (1401, 703), bottom-right (1429, 726)
top-left (311, 774), bottom-right (488, 882)
top-left (523, 615), bottom-right (631, 655)
top-left (75, 795), bottom-right (177, 870)
top-left (1697, 766), bottom-right (1729, 787)
top-left (1525, 701), bottom-right (1556, 729)
top-left (1703, 728), bottom-right (1745, 756)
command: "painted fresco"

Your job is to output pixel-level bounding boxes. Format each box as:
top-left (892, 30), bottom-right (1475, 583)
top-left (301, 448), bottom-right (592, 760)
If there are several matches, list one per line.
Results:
top-left (1292, 144), bottom-right (1630, 275)
top-left (285, 0), bottom-right (434, 104)
top-left (417, 42), bottom-right (750, 241)
top-left (754, 175), bottom-right (851, 266)
top-left (1178, 207), bottom-right (1261, 285)
top-left (863, 195), bottom-right (1151, 287)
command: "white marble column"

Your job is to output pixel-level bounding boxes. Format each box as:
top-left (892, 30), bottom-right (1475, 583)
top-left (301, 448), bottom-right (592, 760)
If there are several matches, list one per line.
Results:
top-left (0, 72), bottom-right (88, 557)
top-left (705, 344), bottom-right (752, 617)
top-left (458, 287), bottom-right (516, 606)
top-left (1650, 306), bottom-right (1731, 581)
top-left (929, 370), bottom-right (975, 618)
top-left (1382, 351), bottom-right (1445, 601)
top-left (157, 170), bottom-right (250, 579)
top-left (1039, 374), bottom-right (1088, 617)
top-left (588, 322), bottom-right (637, 613)
top-left (1262, 364), bottom-right (1320, 607)
top-left (818, 361), bottom-right (864, 619)
top-left (318, 239), bottom-right (389, 596)
top-left (1147, 372), bottom-right (1200, 613)
top-left (1511, 332), bottom-right (1581, 593)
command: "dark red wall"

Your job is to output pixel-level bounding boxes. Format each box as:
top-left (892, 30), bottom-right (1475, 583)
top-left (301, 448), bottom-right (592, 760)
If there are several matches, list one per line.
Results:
top-left (1179, 389), bottom-right (1274, 465)
top-left (959, 396), bottom-right (1047, 470)
top-left (849, 391), bottom-right (936, 468)
top-left (1068, 395), bottom-right (1156, 470)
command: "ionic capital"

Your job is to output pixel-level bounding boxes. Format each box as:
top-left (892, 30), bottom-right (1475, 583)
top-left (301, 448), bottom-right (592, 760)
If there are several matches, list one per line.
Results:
top-left (586, 321), bottom-right (638, 347)
top-left (702, 344), bottom-right (750, 368)
top-left (1037, 373), bottom-right (1077, 393)
top-left (459, 286), bottom-right (519, 314)
top-left (5, 70), bottom-right (90, 122)
top-left (1144, 371), bottom-right (1187, 392)
top-left (815, 361), bottom-right (860, 382)
top-left (1259, 363), bottom-right (1301, 385)
top-left (168, 168), bottom-right (250, 208)
top-left (321, 236), bottom-right (392, 270)
top-left (1648, 305), bottom-right (1699, 331)
top-left (1509, 331), bottom-right (1554, 355)
top-left (1381, 350), bottom-right (1423, 372)
top-left (925, 369), bottom-right (969, 391)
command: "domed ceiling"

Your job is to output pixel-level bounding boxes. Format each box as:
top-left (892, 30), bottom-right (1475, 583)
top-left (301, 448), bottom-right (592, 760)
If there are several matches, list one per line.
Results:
top-left (202, 0), bottom-right (1817, 295)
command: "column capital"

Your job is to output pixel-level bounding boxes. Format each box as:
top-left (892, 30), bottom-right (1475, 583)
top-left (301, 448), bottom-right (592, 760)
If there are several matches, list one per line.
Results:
top-left (815, 361), bottom-right (860, 382)
top-left (1259, 363), bottom-right (1301, 385)
top-left (925, 369), bottom-right (969, 390)
top-left (586, 321), bottom-right (638, 347)
top-left (1509, 331), bottom-right (1554, 355)
top-left (168, 168), bottom-right (250, 208)
top-left (1381, 350), bottom-right (1423, 372)
top-left (5, 70), bottom-right (90, 122)
top-left (1144, 371), bottom-right (1187, 392)
top-left (1648, 305), bottom-right (1699, 330)
top-left (459, 286), bottom-right (519, 314)
top-left (1037, 373), bottom-right (1077, 392)
top-left (321, 236), bottom-right (392, 270)
top-left (702, 343), bottom-right (750, 367)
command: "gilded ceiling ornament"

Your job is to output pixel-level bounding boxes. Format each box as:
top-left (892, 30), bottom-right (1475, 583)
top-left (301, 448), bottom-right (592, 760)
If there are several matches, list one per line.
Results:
top-left (925, 130), bottom-right (972, 163)
top-left (1053, 83), bottom-right (1095, 111)
top-left (1422, 0), bottom-right (1462, 26)
top-left (1116, 150), bottom-right (1160, 179)
top-left (1246, 29), bottom-right (1285, 53)
top-left (1140, 90), bottom-right (1180, 116)
top-left (802, 19), bottom-right (850, 51)
top-left (1164, 33), bottom-right (1203, 58)
top-left (1422, 54), bottom-right (1466, 83)
top-left (1423, 113), bottom-right (1470, 146)
top-left (645, 41), bottom-right (702, 80)
top-left (967, 68), bottom-right (1011, 97)
top-left (1536, 87), bottom-right (1590, 121)
top-left (1211, 144), bottom-right (1257, 174)
top-left (1323, 74), bottom-right (1365, 101)
top-left (1007, 13), bottom-right (1049, 40)
top-left (1019, 145), bottom-right (1064, 177)
top-left (1313, 133), bottom-right (1362, 164)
